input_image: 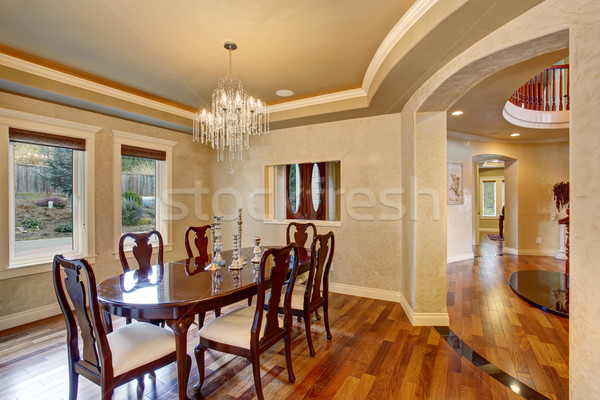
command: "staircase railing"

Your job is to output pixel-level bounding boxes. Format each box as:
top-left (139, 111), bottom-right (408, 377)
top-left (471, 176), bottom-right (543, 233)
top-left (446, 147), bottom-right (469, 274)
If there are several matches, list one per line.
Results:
top-left (509, 64), bottom-right (569, 111)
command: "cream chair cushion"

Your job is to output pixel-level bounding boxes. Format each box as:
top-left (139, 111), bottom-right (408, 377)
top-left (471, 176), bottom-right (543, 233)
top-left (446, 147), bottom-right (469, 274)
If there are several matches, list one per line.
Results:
top-left (279, 284), bottom-right (307, 311)
top-left (199, 306), bottom-right (282, 350)
top-left (107, 322), bottom-right (175, 377)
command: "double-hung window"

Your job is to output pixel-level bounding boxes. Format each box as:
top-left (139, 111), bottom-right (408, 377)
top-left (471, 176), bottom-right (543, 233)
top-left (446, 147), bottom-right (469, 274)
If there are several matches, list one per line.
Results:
top-left (112, 131), bottom-right (175, 255)
top-left (9, 129), bottom-right (86, 264)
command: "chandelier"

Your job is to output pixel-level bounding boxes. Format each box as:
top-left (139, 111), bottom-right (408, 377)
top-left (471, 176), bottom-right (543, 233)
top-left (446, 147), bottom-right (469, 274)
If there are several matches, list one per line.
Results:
top-left (193, 42), bottom-right (269, 173)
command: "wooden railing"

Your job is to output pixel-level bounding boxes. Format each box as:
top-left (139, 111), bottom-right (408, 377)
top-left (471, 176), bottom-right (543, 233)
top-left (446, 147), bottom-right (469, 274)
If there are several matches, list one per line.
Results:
top-left (509, 64), bottom-right (569, 111)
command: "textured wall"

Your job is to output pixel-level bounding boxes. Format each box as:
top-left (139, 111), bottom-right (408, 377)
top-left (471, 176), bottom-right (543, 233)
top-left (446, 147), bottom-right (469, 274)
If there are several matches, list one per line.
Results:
top-left (210, 114), bottom-right (403, 293)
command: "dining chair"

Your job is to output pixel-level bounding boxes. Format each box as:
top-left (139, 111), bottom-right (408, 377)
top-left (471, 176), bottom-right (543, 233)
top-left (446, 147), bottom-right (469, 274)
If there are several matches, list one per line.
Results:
top-left (194, 243), bottom-right (300, 400)
top-left (53, 254), bottom-right (188, 400)
top-left (280, 232), bottom-right (335, 357)
top-left (286, 222), bottom-right (317, 254)
top-left (184, 225), bottom-right (211, 262)
top-left (118, 230), bottom-right (164, 273)
top-left (118, 230), bottom-right (164, 325)
top-left (184, 225), bottom-right (220, 327)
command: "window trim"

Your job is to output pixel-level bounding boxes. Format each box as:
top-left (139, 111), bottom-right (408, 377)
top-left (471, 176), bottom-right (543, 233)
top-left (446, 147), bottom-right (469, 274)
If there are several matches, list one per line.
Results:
top-left (0, 108), bottom-right (98, 280)
top-left (112, 130), bottom-right (176, 260)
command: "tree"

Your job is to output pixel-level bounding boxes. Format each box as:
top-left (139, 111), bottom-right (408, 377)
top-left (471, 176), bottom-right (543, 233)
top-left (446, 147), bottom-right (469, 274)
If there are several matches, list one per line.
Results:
top-left (41, 147), bottom-right (73, 196)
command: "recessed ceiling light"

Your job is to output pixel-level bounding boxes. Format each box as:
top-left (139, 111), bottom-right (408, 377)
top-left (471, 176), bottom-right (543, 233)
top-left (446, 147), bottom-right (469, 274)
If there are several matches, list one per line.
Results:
top-left (510, 133), bottom-right (520, 137)
top-left (451, 110), bottom-right (463, 116)
top-left (275, 89), bottom-right (294, 97)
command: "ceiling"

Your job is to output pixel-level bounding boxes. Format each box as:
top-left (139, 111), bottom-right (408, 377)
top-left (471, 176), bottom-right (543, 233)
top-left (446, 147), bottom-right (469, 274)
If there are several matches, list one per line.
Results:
top-left (0, 0), bottom-right (564, 141)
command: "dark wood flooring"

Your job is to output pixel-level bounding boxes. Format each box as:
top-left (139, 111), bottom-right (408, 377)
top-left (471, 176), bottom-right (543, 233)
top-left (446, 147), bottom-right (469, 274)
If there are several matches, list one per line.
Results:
top-left (0, 237), bottom-right (567, 399)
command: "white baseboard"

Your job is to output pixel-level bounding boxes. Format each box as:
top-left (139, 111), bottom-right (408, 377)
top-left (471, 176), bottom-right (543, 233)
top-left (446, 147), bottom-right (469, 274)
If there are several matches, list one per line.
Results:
top-left (503, 247), bottom-right (556, 256)
top-left (329, 282), bottom-right (449, 326)
top-left (0, 303), bottom-right (62, 331)
top-left (447, 252), bottom-right (474, 263)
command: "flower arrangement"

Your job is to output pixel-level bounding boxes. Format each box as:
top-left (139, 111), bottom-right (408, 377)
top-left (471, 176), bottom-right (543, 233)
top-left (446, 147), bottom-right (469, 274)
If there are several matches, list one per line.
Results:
top-left (553, 181), bottom-right (569, 211)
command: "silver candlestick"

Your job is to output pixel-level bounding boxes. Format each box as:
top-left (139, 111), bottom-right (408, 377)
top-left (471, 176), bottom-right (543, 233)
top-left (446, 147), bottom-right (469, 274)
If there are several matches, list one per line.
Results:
top-left (205, 222), bottom-right (220, 271)
top-left (252, 236), bottom-right (262, 263)
top-left (232, 269), bottom-right (242, 289)
top-left (237, 208), bottom-right (247, 265)
top-left (229, 234), bottom-right (243, 270)
top-left (212, 216), bottom-right (226, 267)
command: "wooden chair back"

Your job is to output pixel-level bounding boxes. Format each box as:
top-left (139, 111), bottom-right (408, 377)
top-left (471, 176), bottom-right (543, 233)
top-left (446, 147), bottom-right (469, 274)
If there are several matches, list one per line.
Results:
top-left (253, 243), bottom-right (299, 348)
top-left (286, 222), bottom-right (317, 253)
top-left (306, 232), bottom-right (335, 305)
top-left (53, 254), bottom-right (110, 383)
top-left (119, 230), bottom-right (164, 272)
top-left (184, 225), bottom-right (211, 262)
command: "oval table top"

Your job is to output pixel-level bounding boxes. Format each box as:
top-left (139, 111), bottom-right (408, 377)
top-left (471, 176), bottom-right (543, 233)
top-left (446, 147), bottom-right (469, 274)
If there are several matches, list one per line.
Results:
top-left (97, 246), bottom-right (309, 311)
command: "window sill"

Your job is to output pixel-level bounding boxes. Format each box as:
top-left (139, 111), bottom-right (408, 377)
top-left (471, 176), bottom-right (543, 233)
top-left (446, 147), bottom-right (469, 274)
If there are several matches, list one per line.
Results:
top-left (264, 219), bottom-right (341, 228)
top-left (480, 216), bottom-right (499, 220)
top-left (112, 243), bottom-right (174, 261)
top-left (0, 255), bottom-right (97, 280)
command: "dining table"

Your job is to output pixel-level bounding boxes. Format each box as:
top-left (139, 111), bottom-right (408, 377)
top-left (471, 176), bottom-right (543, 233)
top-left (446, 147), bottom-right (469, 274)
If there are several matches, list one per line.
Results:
top-left (96, 246), bottom-right (310, 400)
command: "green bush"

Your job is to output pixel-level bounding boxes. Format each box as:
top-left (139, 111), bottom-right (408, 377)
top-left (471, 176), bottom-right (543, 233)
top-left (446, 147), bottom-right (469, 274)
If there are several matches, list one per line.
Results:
top-left (121, 199), bottom-right (142, 226)
top-left (139, 218), bottom-right (154, 225)
top-left (22, 217), bottom-right (44, 230)
top-left (122, 190), bottom-right (142, 205)
top-left (54, 222), bottom-right (73, 233)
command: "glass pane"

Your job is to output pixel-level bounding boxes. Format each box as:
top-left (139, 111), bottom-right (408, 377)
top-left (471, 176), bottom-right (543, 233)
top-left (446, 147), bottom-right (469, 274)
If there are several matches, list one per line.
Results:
top-left (311, 163), bottom-right (321, 212)
top-left (121, 156), bottom-right (157, 233)
top-left (482, 181), bottom-right (496, 217)
top-left (13, 143), bottom-right (74, 257)
top-left (288, 164), bottom-right (300, 214)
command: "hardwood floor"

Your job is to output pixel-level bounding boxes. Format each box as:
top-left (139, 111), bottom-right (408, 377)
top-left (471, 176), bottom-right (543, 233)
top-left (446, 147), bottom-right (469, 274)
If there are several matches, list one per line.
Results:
top-left (0, 240), bottom-right (567, 399)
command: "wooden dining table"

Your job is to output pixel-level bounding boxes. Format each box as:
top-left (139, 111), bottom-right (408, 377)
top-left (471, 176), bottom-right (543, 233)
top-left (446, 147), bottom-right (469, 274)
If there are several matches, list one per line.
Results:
top-left (96, 246), bottom-right (309, 400)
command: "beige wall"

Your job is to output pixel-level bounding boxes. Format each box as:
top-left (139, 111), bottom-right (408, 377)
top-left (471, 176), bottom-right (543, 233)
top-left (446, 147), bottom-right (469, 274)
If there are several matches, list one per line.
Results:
top-left (447, 138), bottom-right (568, 259)
top-left (0, 92), bottom-right (211, 318)
top-left (210, 113), bottom-right (403, 294)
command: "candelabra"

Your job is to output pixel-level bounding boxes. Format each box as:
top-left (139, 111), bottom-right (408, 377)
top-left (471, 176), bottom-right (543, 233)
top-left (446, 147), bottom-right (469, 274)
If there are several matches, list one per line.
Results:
top-left (229, 234), bottom-right (243, 270)
top-left (232, 269), bottom-right (242, 289)
top-left (237, 208), bottom-right (247, 265)
top-left (212, 216), bottom-right (226, 267)
top-left (205, 222), bottom-right (220, 271)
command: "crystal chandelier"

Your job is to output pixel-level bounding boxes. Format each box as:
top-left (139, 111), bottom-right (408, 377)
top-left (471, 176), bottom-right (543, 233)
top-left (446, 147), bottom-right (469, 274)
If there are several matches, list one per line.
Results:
top-left (193, 42), bottom-right (269, 173)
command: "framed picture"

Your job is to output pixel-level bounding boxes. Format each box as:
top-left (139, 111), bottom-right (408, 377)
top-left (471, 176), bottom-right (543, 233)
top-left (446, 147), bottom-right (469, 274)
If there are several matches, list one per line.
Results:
top-left (447, 161), bottom-right (463, 205)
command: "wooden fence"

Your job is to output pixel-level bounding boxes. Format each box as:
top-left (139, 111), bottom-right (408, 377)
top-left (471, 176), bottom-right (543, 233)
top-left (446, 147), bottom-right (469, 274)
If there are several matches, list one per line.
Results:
top-left (121, 172), bottom-right (155, 196)
top-left (16, 164), bottom-right (155, 196)
top-left (15, 164), bottom-right (58, 194)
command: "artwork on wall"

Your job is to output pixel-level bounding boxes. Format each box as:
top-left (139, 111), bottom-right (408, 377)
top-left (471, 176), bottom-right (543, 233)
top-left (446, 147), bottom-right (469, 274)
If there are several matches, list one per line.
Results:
top-left (447, 161), bottom-right (463, 205)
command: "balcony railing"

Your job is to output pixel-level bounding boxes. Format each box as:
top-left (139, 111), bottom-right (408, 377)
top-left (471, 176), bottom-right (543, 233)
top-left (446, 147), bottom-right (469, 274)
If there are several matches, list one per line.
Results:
top-left (509, 64), bottom-right (569, 111)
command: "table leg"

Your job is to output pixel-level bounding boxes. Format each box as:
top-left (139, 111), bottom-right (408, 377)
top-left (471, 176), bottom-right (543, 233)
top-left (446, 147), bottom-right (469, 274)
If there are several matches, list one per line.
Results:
top-left (168, 317), bottom-right (195, 400)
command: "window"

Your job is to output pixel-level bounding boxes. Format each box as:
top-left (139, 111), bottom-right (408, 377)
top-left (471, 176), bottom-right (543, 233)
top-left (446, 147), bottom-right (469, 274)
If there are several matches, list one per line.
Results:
top-left (120, 146), bottom-right (164, 234)
top-left (8, 128), bottom-right (86, 264)
top-left (480, 177), bottom-right (504, 217)
top-left (265, 161), bottom-right (340, 222)
top-left (112, 131), bottom-right (175, 254)
top-left (482, 180), bottom-right (496, 217)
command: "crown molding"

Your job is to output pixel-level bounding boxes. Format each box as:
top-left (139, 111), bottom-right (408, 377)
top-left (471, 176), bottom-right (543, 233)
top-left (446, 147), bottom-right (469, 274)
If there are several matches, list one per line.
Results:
top-left (447, 130), bottom-right (568, 144)
top-left (269, 88), bottom-right (366, 113)
top-left (362, 0), bottom-right (438, 94)
top-left (0, 53), bottom-right (195, 120)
